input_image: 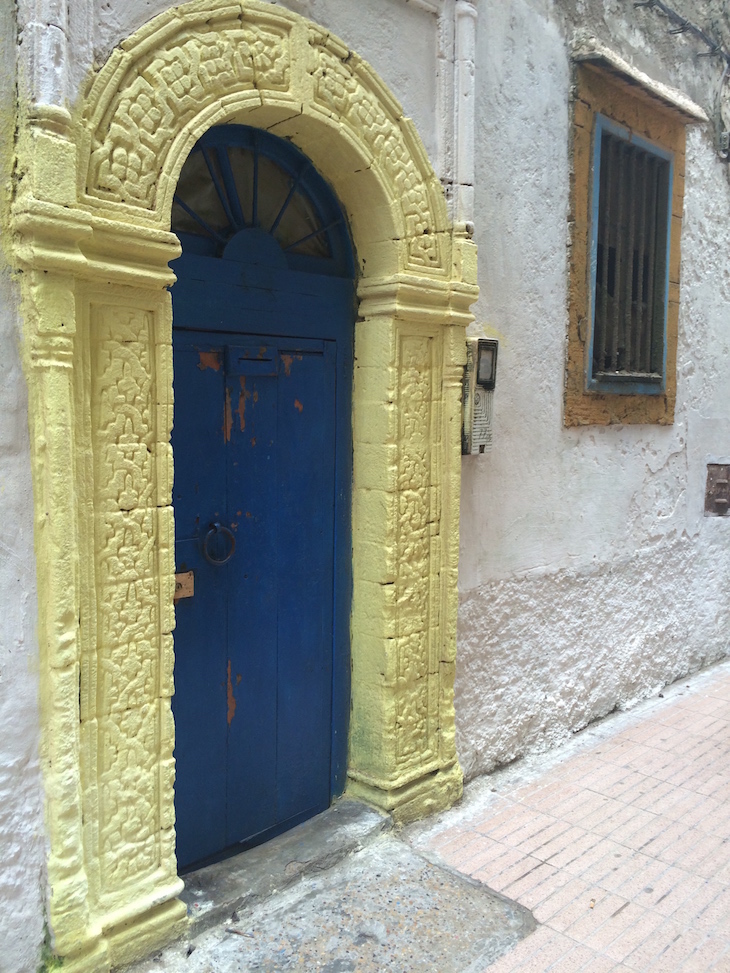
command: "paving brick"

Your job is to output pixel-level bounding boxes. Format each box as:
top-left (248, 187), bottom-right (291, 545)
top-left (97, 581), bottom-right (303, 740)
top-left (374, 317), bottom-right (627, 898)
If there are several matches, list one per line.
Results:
top-left (621, 916), bottom-right (685, 970)
top-left (606, 808), bottom-right (658, 847)
top-left (569, 838), bottom-right (627, 885)
top-left (515, 818), bottom-right (573, 857)
top-left (628, 777), bottom-right (676, 812)
top-left (569, 787), bottom-right (617, 812)
top-left (520, 863), bottom-right (583, 913)
top-left (621, 721), bottom-right (673, 746)
top-left (543, 889), bottom-right (613, 934)
top-left (607, 770), bottom-right (652, 802)
top-left (553, 754), bottom-right (602, 782)
top-left (576, 956), bottom-right (627, 973)
top-left (691, 774), bottom-right (730, 799)
top-left (531, 876), bottom-right (593, 925)
top-left (611, 854), bottom-right (673, 901)
top-left (588, 848), bottom-right (659, 896)
top-left (542, 789), bottom-right (607, 822)
top-left (531, 825), bottom-right (594, 865)
top-left (410, 661), bottom-right (730, 973)
top-left (466, 841), bottom-right (529, 881)
top-left (479, 853), bottom-right (547, 894)
top-left (679, 935), bottom-right (730, 972)
top-left (633, 819), bottom-right (691, 861)
top-left (577, 797), bottom-right (627, 833)
top-left (601, 905), bottom-right (668, 963)
top-left (500, 812), bottom-right (562, 850)
top-left (478, 925), bottom-right (557, 973)
top-left (691, 885), bottom-right (730, 934)
top-left (506, 929), bottom-right (577, 972)
top-left (544, 830), bottom-right (604, 871)
top-left (561, 888), bottom-right (629, 939)
top-left (428, 827), bottom-right (482, 860)
top-left (473, 803), bottom-right (527, 838)
top-left (576, 900), bottom-right (644, 953)
top-left (674, 832), bottom-right (729, 877)
top-left (706, 808), bottom-right (730, 842)
top-left (519, 780), bottom-right (582, 812)
top-left (572, 763), bottom-right (636, 796)
top-left (503, 860), bottom-right (561, 904)
top-left (648, 870), bottom-right (707, 918)
top-left (540, 943), bottom-right (600, 973)
top-left (644, 926), bottom-right (707, 972)
top-left (665, 791), bottom-right (720, 830)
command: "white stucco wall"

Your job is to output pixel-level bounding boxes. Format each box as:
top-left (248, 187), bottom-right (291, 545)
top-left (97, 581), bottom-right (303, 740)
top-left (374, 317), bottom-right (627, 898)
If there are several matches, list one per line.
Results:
top-left (455, 0), bottom-right (730, 779)
top-left (0, 3), bottom-right (46, 970)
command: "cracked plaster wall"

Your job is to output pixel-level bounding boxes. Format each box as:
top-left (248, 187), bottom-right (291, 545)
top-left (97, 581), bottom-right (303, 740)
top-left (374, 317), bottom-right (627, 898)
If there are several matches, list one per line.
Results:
top-left (0, 2), bottom-right (45, 971)
top-left (457, 0), bottom-right (730, 780)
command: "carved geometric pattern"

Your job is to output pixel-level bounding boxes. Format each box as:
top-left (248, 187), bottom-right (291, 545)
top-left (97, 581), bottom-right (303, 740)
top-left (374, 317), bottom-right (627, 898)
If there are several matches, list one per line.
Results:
top-left (81, 1), bottom-right (444, 272)
top-left (87, 20), bottom-right (290, 207)
top-left (90, 304), bottom-right (164, 895)
top-left (395, 335), bottom-right (437, 763)
top-left (92, 309), bottom-right (156, 511)
top-left (98, 705), bottom-right (160, 890)
top-left (308, 31), bottom-right (441, 270)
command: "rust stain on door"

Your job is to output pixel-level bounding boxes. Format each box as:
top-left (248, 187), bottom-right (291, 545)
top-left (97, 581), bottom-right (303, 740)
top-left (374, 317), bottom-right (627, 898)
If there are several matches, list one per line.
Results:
top-left (223, 387), bottom-right (233, 442)
top-left (281, 353), bottom-right (303, 377)
top-left (227, 660), bottom-right (237, 726)
top-left (236, 376), bottom-right (251, 432)
top-left (198, 351), bottom-right (222, 371)
top-left (294, 399), bottom-right (303, 413)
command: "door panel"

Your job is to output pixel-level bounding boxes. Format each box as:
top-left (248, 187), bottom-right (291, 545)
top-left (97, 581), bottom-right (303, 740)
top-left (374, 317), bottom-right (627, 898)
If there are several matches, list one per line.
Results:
top-left (274, 345), bottom-right (336, 822)
top-left (172, 332), bottom-right (338, 868)
top-left (171, 346), bottom-right (229, 865)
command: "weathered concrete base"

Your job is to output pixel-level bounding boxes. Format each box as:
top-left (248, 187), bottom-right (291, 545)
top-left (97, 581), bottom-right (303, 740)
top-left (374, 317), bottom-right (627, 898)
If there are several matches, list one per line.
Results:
top-left (180, 799), bottom-right (391, 936)
top-left (123, 810), bottom-right (534, 973)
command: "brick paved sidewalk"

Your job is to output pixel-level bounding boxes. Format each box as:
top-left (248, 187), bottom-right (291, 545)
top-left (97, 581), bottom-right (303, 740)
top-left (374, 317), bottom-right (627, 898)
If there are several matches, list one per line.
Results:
top-left (410, 660), bottom-right (730, 972)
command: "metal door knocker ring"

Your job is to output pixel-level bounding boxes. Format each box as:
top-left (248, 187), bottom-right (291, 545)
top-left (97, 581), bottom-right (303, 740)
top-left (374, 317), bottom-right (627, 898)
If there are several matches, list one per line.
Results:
top-left (203, 522), bottom-right (236, 565)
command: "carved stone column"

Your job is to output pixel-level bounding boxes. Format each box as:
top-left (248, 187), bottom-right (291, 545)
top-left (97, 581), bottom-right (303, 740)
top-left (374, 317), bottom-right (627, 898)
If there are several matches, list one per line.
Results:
top-left (347, 267), bottom-right (475, 822)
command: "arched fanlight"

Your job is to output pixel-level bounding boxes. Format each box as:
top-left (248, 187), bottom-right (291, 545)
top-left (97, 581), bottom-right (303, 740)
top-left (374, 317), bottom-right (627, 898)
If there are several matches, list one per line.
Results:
top-left (172, 125), bottom-right (354, 278)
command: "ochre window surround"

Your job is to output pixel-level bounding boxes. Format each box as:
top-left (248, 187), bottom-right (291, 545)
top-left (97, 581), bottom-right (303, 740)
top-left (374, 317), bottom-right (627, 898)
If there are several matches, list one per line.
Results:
top-left (566, 49), bottom-right (705, 426)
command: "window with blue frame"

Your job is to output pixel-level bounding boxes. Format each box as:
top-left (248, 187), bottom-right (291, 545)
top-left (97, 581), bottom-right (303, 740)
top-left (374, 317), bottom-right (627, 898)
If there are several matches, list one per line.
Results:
top-left (588, 115), bottom-right (673, 395)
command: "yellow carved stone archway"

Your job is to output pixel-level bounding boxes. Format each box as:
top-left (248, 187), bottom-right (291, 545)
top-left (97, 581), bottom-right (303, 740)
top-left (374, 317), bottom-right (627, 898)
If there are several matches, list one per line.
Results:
top-left (13, 2), bottom-right (477, 969)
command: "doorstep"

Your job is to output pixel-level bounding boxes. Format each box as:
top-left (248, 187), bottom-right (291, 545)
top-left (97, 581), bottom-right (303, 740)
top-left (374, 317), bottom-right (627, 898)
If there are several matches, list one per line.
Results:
top-left (179, 797), bottom-right (391, 935)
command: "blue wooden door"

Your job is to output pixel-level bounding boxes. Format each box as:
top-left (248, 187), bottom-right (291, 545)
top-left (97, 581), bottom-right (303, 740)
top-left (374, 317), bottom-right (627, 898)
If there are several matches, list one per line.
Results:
top-left (170, 126), bottom-right (354, 870)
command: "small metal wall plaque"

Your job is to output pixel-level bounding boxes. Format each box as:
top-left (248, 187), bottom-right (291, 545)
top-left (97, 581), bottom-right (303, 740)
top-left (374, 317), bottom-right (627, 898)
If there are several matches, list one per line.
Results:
top-left (704, 464), bottom-right (730, 516)
top-left (174, 571), bottom-right (195, 600)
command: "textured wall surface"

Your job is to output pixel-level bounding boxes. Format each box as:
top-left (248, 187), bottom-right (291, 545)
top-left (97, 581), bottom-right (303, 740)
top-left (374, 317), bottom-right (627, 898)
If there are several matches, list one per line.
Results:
top-left (0, 4), bottom-right (45, 972)
top-left (457, 0), bottom-right (730, 780)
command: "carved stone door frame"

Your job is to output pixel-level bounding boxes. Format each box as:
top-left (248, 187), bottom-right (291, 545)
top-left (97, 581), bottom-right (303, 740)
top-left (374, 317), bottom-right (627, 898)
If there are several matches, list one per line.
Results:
top-left (13, 2), bottom-right (477, 968)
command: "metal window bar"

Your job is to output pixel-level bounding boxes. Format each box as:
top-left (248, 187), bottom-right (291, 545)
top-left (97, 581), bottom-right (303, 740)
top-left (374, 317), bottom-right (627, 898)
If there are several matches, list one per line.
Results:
top-left (593, 131), bottom-right (669, 382)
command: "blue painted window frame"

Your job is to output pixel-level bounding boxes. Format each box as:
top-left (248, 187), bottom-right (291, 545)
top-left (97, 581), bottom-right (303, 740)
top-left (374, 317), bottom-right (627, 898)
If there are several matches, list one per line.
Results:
top-left (587, 114), bottom-right (674, 396)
